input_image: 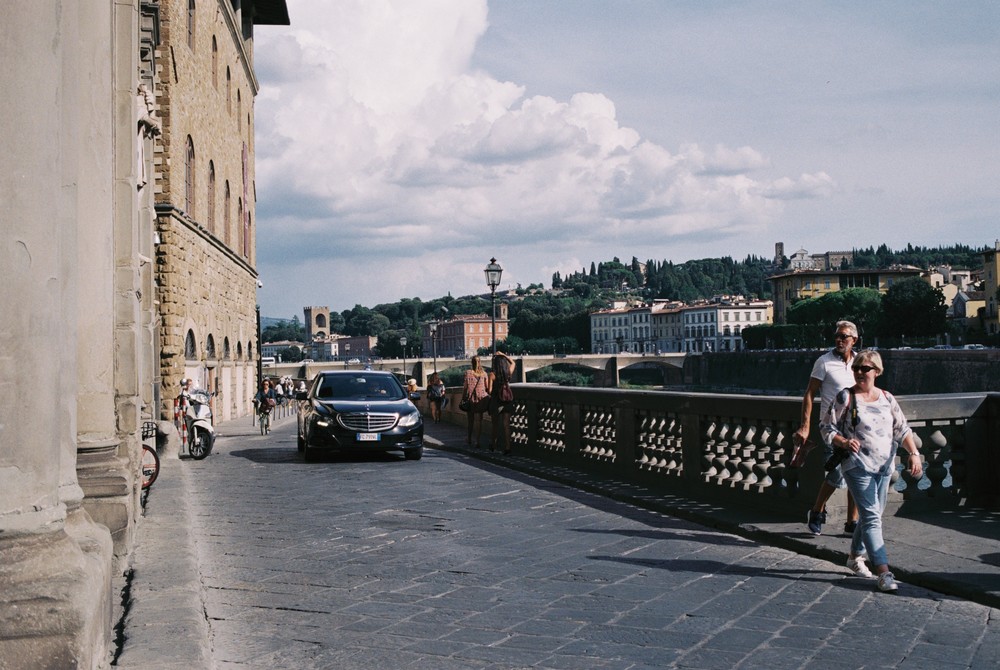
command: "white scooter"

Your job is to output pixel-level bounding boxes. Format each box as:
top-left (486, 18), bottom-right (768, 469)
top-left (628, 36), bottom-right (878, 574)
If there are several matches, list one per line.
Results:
top-left (180, 388), bottom-right (215, 459)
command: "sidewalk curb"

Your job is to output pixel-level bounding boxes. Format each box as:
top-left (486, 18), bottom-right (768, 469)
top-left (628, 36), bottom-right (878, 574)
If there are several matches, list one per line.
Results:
top-left (113, 456), bottom-right (213, 669)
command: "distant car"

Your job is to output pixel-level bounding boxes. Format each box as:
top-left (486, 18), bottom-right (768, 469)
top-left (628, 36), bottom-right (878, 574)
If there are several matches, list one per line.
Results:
top-left (296, 370), bottom-right (423, 462)
top-left (932, 344), bottom-right (953, 350)
top-left (962, 344), bottom-right (987, 350)
top-left (347, 358), bottom-right (361, 364)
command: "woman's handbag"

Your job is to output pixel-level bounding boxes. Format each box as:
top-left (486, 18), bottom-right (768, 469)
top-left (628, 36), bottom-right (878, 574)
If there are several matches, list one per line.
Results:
top-left (459, 398), bottom-right (471, 412)
top-left (500, 383), bottom-right (513, 402)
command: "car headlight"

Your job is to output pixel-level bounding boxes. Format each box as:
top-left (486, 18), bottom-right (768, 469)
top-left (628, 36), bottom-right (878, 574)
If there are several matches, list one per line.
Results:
top-left (397, 411), bottom-right (421, 427)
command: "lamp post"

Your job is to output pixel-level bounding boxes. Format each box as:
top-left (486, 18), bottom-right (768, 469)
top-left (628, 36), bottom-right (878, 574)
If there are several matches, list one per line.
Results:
top-left (400, 336), bottom-right (407, 378)
top-left (429, 322), bottom-right (438, 373)
top-left (255, 304), bottom-right (262, 392)
top-left (484, 257), bottom-right (503, 354)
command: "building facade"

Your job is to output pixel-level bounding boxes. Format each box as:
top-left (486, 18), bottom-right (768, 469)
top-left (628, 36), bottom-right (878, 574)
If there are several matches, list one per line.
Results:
top-left (1, 3), bottom-right (287, 666)
top-left (680, 298), bottom-right (774, 353)
top-left (425, 304), bottom-right (510, 358)
top-left (2, 2), bottom-right (161, 665)
top-left (768, 266), bottom-right (923, 324)
top-left (154, 0), bottom-right (289, 422)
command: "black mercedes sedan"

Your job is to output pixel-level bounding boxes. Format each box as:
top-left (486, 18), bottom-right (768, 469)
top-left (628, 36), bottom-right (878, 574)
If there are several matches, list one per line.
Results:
top-left (297, 370), bottom-right (424, 462)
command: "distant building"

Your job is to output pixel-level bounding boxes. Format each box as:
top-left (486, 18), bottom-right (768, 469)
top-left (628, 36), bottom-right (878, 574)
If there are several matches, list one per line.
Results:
top-left (768, 266), bottom-right (923, 324)
top-left (651, 301), bottom-right (686, 353)
top-left (426, 304), bottom-right (510, 358)
top-left (591, 296), bottom-right (772, 353)
top-left (679, 297), bottom-right (773, 353)
top-left (304, 306), bottom-right (332, 339)
top-left (262, 341), bottom-right (303, 359)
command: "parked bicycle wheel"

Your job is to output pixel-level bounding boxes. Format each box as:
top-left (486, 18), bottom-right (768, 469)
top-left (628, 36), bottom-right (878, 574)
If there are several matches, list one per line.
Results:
top-left (140, 444), bottom-right (160, 489)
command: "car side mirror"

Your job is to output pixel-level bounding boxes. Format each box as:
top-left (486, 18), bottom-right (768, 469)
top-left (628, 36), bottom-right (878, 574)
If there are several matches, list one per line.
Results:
top-left (409, 392), bottom-right (421, 401)
top-left (296, 391), bottom-right (308, 401)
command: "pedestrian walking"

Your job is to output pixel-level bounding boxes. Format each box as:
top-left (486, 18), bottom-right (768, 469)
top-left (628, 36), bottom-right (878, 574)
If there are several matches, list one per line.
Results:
top-left (488, 351), bottom-right (515, 454)
top-left (461, 356), bottom-right (489, 447)
top-left (820, 349), bottom-right (923, 592)
top-left (794, 320), bottom-right (861, 535)
top-left (427, 372), bottom-right (446, 423)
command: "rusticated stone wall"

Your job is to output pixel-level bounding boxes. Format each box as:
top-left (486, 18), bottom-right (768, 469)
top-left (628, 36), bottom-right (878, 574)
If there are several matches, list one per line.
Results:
top-left (156, 209), bottom-right (258, 420)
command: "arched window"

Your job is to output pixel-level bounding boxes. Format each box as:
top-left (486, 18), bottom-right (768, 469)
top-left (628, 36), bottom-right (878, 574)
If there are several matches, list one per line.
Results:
top-left (211, 36), bottom-right (218, 88)
top-left (206, 161), bottom-right (215, 233)
top-left (236, 341), bottom-right (243, 359)
top-left (223, 181), bottom-right (231, 245)
top-left (185, 329), bottom-right (197, 359)
top-left (247, 342), bottom-right (253, 362)
top-left (206, 334), bottom-right (216, 359)
top-left (187, 0), bottom-right (196, 49)
top-left (185, 136), bottom-right (195, 217)
top-left (237, 198), bottom-right (243, 255)
top-left (226, 67), bottom-right (231, 114)
top-left (236, 89), bottom-right (241, 125)
top-left (224, 336), bottom-right (231, 360)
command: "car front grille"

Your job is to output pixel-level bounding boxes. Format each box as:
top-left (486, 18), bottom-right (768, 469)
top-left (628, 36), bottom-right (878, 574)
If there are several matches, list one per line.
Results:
top-left (338, 412), bottom-right (398, 432)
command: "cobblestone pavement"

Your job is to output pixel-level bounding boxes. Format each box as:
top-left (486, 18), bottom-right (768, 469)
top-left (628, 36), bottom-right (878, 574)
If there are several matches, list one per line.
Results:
top-left (117, 415), bottom-right (1000, 669)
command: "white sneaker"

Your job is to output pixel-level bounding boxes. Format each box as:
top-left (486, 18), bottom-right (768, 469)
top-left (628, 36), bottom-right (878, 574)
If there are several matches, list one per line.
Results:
top-left (846, 555), bottom-right (874, 578)
top-left (877, 571), bottom-right (898, 592)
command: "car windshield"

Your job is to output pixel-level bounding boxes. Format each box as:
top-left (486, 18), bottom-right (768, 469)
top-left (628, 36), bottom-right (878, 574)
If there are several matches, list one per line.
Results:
top-left (315, 374), bottom-right (405, 401)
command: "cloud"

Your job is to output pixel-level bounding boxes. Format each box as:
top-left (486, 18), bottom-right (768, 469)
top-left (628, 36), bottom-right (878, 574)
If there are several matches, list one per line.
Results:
top-left (253, 0), bottom-right (839, 313)
top-left (753, 172), bottom-right (838, 200)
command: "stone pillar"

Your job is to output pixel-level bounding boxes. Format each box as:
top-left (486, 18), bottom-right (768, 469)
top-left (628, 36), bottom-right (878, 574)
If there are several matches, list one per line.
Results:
top-left (74, 0), bottom-right (139, 565)
top-left (0, 3), bottom-right (114, 666)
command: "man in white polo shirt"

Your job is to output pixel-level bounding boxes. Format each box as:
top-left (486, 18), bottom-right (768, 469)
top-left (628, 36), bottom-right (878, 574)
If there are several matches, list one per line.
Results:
top-left (794, 320), bottom-right (860, 535)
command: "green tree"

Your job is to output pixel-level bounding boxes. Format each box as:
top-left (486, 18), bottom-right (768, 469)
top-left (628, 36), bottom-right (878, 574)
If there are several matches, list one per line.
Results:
top-left (787, 288), bottom-right (882, 340)
top-left (879, 278), bottom-right (947, 340)
top-left (279, 346), bottom-right (303, 362)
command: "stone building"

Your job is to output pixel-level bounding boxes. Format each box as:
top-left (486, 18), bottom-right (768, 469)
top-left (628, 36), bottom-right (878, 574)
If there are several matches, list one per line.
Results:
top-left (1, 2), bottom-right (287, 666)
top-left (1, 2), bottom-right (159, 666)
top-left (154, 0), bottom-right (289, 422)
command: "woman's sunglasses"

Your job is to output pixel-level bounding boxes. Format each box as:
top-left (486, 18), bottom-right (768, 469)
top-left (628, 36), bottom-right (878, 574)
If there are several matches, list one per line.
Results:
top-left (853, 365), bottom-right (876, 374)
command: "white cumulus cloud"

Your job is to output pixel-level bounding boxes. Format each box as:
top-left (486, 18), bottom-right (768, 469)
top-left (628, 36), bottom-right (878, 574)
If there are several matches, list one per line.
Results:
top-left (253, 0), bottom-right (837, 312)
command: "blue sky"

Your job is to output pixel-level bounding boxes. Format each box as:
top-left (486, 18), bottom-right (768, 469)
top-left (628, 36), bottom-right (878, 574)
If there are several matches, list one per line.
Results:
top-left (253, 0), bottom-right (999, 318)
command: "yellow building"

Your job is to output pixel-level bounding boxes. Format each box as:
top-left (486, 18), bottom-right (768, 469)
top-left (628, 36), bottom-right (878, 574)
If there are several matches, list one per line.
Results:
top-left (768, 266), bottom-right (922, 324)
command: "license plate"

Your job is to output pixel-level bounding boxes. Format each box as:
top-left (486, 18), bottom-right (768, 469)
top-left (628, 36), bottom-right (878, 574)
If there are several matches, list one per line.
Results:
top-left (357, 433), bottom-right (380, 442)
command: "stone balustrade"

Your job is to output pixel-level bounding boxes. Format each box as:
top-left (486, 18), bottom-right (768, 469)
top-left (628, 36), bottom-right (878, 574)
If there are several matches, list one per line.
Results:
top-left (440, 386), bottom-right (1000, 516)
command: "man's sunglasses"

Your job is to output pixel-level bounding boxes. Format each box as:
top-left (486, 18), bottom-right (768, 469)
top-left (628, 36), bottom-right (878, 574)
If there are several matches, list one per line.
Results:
top-left (834, 333), bottom-right (854, 340)
top-left (853, 365), bottom-right (876, 374)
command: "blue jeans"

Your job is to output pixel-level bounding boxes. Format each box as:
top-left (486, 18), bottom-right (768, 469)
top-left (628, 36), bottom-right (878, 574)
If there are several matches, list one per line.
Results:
top-left (842, 466), bottom-right (891, 568)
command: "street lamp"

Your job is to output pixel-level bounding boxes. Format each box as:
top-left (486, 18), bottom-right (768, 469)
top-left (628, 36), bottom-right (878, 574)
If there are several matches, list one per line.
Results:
top-left (484, 257), bottom-right (503, 354)
top-left (429, 322), bottom-right (438, 373)
top-left (255, 304), bottom-right (262, 392)
top-left (400, 336), bottom-right (407, 378)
